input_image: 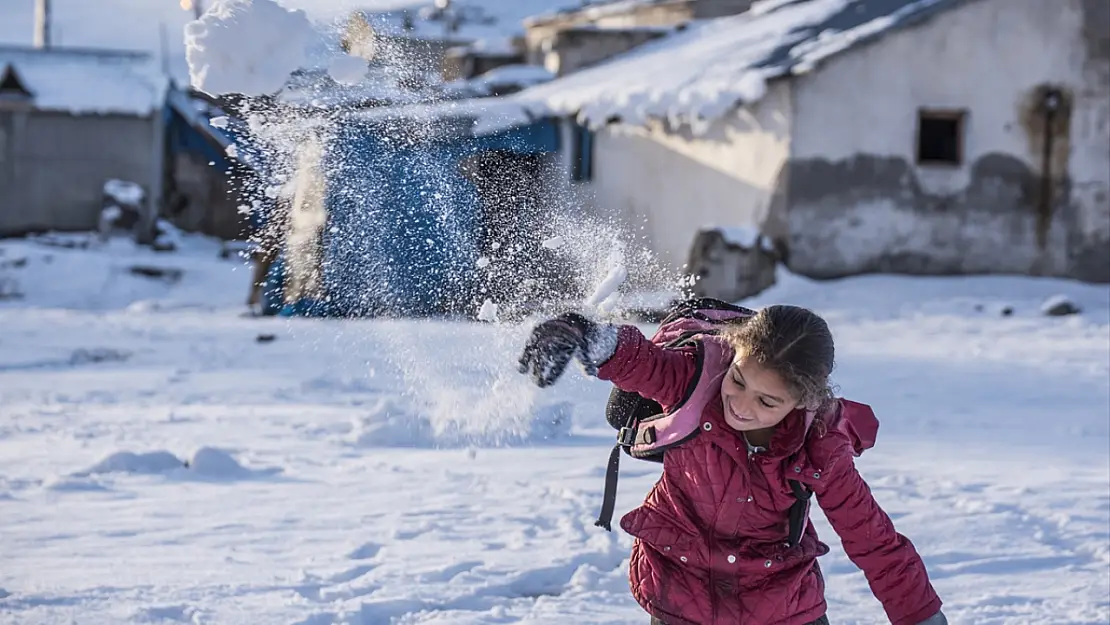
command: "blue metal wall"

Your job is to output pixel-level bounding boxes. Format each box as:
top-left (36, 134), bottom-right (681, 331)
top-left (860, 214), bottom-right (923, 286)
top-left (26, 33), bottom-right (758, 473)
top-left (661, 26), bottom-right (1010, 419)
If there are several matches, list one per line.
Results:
top-left (308, 116), bottom-right (559, 317)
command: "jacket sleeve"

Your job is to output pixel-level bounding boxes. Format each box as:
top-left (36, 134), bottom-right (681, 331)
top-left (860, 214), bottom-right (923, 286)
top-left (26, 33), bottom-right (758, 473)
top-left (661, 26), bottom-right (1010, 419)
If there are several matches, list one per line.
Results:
top-left (814, 447), bottom-right (943, 625)
top-left (594, 324), bottom-right (696, 412)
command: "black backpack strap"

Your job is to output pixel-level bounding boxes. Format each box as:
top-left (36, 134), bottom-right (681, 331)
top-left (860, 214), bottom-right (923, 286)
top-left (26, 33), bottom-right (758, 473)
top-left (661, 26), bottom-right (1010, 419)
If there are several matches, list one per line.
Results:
top-left (596, 400), bottom-right (644, 531)
top-left (594, 443), bottom-right (622, 531)
top-left (786, 479), bottom-right (813, 547)
top-left (597, 389), bottom-right (679, 531)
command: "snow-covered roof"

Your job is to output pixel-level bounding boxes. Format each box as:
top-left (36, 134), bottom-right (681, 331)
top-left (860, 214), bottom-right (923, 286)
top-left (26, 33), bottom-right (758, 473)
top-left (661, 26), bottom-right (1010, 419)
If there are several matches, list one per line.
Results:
top-left (442, 63), bottom-right (555, 97)
top-left (0, 46), bottom-right (168, 116)
top-left (353, 0), bottom-right (582, 48)
top-left (277, 67), bottom-right (427, 108)
top-left (516, 0), bottom-right (968, 127)
top-left (346, 96), bottom-right (536, 138)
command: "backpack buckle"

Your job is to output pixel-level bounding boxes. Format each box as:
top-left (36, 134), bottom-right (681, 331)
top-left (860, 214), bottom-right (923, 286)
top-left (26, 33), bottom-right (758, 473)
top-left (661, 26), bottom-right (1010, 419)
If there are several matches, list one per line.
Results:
top-left (617, 426), bottom-right (637, 447)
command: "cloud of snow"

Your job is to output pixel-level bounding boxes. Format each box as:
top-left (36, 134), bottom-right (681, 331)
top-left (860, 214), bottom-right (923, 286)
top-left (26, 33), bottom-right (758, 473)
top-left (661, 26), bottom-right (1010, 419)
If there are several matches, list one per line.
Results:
top-left (172, 0), bottom-right (685, 452)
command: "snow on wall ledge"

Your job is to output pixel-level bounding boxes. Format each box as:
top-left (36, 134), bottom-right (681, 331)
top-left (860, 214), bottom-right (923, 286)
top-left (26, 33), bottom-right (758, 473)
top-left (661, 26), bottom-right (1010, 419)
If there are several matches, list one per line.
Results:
top-left (514, 0), bottom-right (959, 129)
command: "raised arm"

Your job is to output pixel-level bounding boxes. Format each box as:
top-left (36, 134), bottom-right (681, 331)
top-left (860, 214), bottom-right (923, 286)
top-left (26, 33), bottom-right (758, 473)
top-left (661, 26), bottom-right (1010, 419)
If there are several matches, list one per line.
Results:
top-left (595, 324), bottom-right (696, 412)
top-left (516, 314), bottom-right (695, 411)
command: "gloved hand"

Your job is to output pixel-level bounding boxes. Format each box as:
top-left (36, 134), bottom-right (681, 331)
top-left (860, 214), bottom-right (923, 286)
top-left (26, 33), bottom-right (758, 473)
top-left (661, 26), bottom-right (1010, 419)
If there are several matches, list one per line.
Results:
top-left (517, 312), bottom-right (619, 388)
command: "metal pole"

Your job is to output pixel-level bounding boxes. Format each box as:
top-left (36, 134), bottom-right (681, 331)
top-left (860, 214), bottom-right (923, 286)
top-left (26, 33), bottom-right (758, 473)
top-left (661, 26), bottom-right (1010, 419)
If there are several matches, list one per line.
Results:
top-left (34, 0), bottom-right (52, 49)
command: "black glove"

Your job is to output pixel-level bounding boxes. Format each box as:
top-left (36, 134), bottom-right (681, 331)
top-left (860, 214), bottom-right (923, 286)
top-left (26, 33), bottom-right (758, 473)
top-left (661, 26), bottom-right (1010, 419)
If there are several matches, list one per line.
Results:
top-left (517, 312), bottom-right (616, 388)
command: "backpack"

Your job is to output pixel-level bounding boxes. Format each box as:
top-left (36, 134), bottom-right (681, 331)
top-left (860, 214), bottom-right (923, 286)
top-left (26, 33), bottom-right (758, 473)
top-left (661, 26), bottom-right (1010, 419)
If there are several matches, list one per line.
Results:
top-left (596, 297), bottom-right (814, 550)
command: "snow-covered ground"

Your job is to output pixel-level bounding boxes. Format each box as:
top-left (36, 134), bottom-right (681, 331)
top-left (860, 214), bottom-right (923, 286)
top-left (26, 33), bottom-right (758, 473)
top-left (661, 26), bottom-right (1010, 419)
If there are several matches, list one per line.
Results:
top-left (0, 234), bottom-right (1108, 625)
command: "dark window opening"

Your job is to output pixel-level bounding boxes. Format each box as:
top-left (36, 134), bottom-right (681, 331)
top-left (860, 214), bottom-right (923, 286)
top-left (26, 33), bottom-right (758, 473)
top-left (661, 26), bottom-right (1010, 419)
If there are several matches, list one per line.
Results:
top-left (916, 110), bottom-right (965, 165)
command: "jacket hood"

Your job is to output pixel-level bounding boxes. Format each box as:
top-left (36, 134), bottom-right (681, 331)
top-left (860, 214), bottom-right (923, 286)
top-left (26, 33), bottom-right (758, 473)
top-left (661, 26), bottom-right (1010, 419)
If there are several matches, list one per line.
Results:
top-left (831, 399), bottom-right (879, 456)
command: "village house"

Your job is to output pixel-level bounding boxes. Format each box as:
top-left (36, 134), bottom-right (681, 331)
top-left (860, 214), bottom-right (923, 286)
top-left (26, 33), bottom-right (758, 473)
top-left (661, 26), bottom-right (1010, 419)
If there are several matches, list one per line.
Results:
top-left (0, 45), bottom-right (169, 238)
top-left (522, 0), bottom-right (753, 76)
top-left (0, 0), bottom-right (263, 243)
top-left (513, 0), bottom-right (1110, 288)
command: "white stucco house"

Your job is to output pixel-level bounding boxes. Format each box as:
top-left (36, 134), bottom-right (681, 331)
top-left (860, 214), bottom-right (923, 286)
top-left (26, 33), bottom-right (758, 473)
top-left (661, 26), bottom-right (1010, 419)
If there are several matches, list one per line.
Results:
top-left (0, 46), bottom-right (169, 237)
top-left (514, 0), bottom-right (1110, 283)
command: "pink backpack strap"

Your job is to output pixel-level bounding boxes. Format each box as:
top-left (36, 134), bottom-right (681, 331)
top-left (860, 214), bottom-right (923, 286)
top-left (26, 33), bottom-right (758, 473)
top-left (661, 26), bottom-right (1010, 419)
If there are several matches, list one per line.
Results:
top-left (594, 297), bottom-right (753, 532)
top-left (627, 337), bottom-right (732, 457)
top-left (596, 336), bottom-right (733, 531)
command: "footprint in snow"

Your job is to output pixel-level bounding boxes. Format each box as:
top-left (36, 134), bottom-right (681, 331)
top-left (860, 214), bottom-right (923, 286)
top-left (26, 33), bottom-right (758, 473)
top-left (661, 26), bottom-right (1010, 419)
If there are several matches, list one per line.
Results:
top-left (328, 564), bottom-right (378, 584)
top-left (346, 542), bottom-right (381, 560)
top-left (130, 604), bottom-right (199, 623)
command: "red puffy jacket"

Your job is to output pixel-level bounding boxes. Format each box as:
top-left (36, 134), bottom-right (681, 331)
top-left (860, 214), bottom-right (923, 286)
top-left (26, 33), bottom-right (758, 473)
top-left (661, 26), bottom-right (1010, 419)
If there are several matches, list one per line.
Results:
top-left (596, 325), bottom-right (942, 625)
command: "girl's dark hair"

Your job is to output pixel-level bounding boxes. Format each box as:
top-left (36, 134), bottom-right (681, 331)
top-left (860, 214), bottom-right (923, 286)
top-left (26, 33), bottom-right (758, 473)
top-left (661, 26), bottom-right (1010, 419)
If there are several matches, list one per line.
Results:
top-left (721, 304), bottom-right (836, 410)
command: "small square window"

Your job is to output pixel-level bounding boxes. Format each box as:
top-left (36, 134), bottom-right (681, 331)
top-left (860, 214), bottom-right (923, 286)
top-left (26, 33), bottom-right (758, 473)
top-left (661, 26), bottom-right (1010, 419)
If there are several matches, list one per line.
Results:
top-left (916, 109), bottom-right (965, 166)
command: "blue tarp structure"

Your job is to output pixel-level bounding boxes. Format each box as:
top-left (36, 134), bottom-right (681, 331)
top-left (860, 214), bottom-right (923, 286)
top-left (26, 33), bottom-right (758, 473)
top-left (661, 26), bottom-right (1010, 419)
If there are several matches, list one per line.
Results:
top-left (264, 114), bottom-right (560, 318)
top-left (163, 90), bottom-right (273, 235)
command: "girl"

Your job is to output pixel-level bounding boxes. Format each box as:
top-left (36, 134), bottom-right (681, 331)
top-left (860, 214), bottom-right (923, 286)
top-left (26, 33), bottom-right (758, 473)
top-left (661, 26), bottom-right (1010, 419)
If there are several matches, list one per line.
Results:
top-left (517, 305), bottom-right (947, 625)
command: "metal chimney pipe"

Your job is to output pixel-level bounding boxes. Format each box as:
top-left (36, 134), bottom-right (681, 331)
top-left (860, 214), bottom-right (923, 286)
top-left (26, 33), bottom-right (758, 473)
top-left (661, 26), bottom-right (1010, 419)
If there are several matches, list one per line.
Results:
top-left (34, 0), bottom-right (52, 48)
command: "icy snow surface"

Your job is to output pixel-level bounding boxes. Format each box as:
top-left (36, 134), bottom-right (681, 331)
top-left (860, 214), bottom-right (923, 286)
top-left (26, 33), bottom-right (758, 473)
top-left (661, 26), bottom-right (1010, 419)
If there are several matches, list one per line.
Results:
top-left (1, 235), bottom-right (1109, 624)
top-left (517, 0), bottom-right (957, 128)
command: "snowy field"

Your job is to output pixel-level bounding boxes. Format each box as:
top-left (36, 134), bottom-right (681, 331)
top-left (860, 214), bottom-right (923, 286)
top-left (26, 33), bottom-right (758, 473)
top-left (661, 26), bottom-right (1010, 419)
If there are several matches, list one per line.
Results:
top-left (0, 234), bottom-right (1108, 625)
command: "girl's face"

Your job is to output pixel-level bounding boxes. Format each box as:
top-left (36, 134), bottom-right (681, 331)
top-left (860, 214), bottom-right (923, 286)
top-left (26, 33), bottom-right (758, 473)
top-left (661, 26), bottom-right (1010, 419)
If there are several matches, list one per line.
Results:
top-left (720, 353), bottom-right (801, 432)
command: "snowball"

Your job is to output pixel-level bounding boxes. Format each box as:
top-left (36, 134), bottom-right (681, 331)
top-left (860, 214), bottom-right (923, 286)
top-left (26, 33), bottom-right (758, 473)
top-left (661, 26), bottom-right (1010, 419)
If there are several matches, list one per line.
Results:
top-left (541, 236), bottom-right (565, 250)
top-left (225, 144), bottom-right (239, 158)
top-left (327, 54), bottom-right (368, 85)
top-left (476, 256), bottom-right (491, 269)
top-left (477, 299), bottom-right (499, 323)
top-left (185, 0), bottom-right (317, 96)
top-left (585, 264), bottom-right (628, 309)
